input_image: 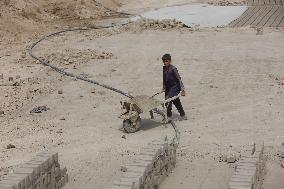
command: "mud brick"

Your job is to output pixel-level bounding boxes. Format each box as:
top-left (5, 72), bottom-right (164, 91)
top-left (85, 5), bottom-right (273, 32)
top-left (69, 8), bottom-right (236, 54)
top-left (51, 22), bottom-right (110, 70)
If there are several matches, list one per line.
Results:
top-left (123, 172), bottom-right (143, 179)
top-left (54, 167), bottom-right (61, 180)
top-left (64, 174), bottom-right (68, 184)
top-left (60, 168), bottom-right (67, 176)
top-left (135, 155), bottom-right (155, 164)
top-left (60, 176), bottom-right (65, 187)
top-left (31, 158), bottom-right (50, 171)
top-left (123, 172), bottom-right (145, 183)
top-left (125, 166), bottom-right (145, 174)
top-left (230, 177), bottom-right (253, 183)
top-left (236, 166), bottom-right (256, 173)
top-left (57, 179), bottom-right (62, 188)
top-left (35, 153), bottom-right (55, 168)
top-left (120, 177), bottom-right (141, 186)
top-left (110, 186), bottom-right (130, 189)
top-left (42, 173), bottom-right (49, 187)
top-left (229, 181), bottom-right (251, 188)
top-left (24, 161), bottom-right (45, 176)
top-left (113, 180), bottom-right (134, 187)
top-left (139, 149), bottom-right (159, 157)
top-left (36, 152), bottom-right (58, 163)
top-left (132, 159), bottom-right (153, 167)
top-left (229, 186), bottom-right (251, 189)
top-left (0, 187), bottom-right (14, 189)
top-left (50, 171), bottom-right (56, 187)
top-left (0, 179), bottom-right (21, 189)
top-left (4, 174), bottom-right (28, 189)
top-left (239, 157), bottom-right (258, 162)
top-left (236, 169), bottom-right (256, 176)
top-left (237, 164), bottom-right (256, 170)
top-left (232, 175), bottom-right (255, 183)
top-left (150, 140), bottom-right (167, 148)
top-left (13, 167), bottom-right (37, 183)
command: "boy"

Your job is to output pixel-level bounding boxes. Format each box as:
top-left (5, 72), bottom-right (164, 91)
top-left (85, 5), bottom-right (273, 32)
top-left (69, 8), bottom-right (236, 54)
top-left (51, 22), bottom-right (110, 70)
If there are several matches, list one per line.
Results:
top-left (162, 54), bottom-right (187, 120)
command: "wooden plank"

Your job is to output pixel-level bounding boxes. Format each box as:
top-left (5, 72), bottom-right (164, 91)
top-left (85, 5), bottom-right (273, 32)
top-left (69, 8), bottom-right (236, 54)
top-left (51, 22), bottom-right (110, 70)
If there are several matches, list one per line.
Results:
top-left (229, 7), bottom-right (254, 27)
top-left (252, 6), bottom-right (273, 26)
top-left (270, 9), bottom-right (284, 26)
top-left (264, 6), bottom-right (281, 26)
top-left (242, 6), bottom-right (264, 26)
top-left (235, 7), bottom-right (259, 27)
top-left (260, 6), bottom-right (279, 26)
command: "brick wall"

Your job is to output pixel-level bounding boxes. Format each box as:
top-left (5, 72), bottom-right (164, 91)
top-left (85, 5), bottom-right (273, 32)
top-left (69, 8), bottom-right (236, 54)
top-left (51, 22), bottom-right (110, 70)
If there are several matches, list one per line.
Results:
top-left (111, 136), bottom-right (177, 189)
top-left (229, 143), bottom-right (265, 189)
top-left (0, 151), bottom-right (68, 189)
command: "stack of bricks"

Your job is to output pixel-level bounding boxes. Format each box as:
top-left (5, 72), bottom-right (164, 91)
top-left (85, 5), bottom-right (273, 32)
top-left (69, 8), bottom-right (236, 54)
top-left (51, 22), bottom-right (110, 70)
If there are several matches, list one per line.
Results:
top-left (111, 137), bottom-right (177, 189)
top-left (0, 151), bottom-right (68, 189)
top-left (229, 143), bottom-right (265, 189)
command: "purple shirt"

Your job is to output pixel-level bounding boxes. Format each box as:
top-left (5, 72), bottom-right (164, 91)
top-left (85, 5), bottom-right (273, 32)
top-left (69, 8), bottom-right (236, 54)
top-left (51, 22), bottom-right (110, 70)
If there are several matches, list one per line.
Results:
top-left (163, 65), bottom-right (184, 99)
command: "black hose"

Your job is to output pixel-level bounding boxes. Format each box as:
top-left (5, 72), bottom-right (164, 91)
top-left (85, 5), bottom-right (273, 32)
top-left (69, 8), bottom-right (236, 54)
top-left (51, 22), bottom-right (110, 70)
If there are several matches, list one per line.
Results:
top-left (27, 20), bottom-right (180, 144)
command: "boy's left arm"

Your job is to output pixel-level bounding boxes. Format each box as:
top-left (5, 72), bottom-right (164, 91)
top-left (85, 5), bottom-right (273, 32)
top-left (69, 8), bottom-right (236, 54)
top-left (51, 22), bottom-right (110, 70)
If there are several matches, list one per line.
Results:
top-left (173, 68), bottom-right (186, 96)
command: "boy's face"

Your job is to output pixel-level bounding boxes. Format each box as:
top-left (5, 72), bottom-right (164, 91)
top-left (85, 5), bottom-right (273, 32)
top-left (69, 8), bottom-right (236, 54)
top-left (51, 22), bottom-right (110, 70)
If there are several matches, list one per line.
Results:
top-left (163, 59), bottom-right (171, 67)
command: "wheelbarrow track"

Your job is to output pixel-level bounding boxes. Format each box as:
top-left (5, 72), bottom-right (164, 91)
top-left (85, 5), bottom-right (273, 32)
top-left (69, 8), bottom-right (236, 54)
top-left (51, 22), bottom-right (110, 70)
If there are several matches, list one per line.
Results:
top-left (27, 17), bottom-right (181, 144)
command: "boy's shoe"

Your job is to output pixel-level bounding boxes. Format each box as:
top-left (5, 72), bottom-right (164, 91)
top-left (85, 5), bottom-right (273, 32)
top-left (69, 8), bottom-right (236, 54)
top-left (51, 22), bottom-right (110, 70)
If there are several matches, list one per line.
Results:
top-left (179, 115), bottom-right (188, 121)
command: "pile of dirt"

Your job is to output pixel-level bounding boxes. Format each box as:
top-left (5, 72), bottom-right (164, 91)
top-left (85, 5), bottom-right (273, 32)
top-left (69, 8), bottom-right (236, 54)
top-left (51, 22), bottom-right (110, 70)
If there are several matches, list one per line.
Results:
top-left (124, 18), bottom-right (191, 32)
top-left (208, 0), bottom-right (246, 6)
top-left (0, 0), bottom-right (119, 46)
top-left (45, 49), bottom-right (114, 66)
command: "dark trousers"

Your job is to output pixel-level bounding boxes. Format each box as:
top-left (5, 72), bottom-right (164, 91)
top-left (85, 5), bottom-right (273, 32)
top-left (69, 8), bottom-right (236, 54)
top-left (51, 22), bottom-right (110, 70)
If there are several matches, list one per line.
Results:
top-left (166, 98), bottom-right (185, 117)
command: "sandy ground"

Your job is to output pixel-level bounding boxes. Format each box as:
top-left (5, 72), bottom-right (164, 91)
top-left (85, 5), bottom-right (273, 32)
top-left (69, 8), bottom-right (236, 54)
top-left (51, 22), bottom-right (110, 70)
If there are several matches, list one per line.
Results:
top-left (1, 0), bottom-right (284, 189)
top-left (1, 26), bottom-right (284, 189)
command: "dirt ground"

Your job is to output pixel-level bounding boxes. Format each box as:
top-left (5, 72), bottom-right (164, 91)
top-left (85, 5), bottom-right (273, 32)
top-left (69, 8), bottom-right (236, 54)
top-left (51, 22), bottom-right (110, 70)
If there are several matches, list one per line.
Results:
top-left (1, 0), bottom-right (284, 189)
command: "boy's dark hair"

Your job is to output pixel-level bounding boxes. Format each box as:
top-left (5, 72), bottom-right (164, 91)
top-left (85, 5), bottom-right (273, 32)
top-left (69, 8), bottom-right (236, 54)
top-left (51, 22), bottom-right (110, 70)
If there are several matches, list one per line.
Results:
top-left (162, 54), bottom-right (171, 62)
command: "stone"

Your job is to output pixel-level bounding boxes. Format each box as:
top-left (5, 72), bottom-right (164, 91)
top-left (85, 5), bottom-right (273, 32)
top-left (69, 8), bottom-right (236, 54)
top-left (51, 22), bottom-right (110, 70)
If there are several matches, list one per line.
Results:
top-left (0, 110), bottom-right (4, 115)
top-left (58, 90), bottom-right (63, 94)
top-left (120, 166), bottom-right (127, 172)
top-left (227, 154), bottom-right (237, 163)
top-left (6, 144), bottom-right (16, 149)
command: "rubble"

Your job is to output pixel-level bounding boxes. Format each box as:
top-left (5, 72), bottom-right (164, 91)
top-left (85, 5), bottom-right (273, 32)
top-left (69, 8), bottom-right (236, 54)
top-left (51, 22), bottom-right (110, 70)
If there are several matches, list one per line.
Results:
top-left (45, 49), bottom-right (114, 66)
top-left (6, 144), bottom-right (16, 149)
top-left (125, 18), bottom-right (191, 32)
top-left (30, 105), bottom-right (50, 113)
top-left (208, 0), bottom-right (246, 6)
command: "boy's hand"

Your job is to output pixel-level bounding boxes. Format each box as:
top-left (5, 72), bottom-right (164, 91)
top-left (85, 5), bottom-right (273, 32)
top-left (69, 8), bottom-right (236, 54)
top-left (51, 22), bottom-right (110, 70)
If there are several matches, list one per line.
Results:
top-left (181, 90), bottom-right (186, 96)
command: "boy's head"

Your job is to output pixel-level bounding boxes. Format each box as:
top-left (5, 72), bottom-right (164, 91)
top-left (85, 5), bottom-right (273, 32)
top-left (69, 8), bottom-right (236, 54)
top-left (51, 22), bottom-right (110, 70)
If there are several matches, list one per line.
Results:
top-left (162, 53), bottom-right (171, 67)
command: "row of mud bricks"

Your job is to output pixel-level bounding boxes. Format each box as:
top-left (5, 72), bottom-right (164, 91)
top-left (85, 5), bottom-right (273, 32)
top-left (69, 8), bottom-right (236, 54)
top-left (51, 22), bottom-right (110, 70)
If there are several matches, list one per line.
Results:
top-left (229, 143), bottom-right (265, 189)
top-left (0, 151), bottom-right (68, 189)
top-left (111, 137), bottom-right (177, 189)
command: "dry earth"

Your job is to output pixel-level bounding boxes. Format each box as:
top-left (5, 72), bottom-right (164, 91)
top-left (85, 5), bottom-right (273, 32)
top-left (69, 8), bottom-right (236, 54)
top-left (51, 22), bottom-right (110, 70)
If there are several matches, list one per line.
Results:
top-left (1, 0), bottom-right (284, 189)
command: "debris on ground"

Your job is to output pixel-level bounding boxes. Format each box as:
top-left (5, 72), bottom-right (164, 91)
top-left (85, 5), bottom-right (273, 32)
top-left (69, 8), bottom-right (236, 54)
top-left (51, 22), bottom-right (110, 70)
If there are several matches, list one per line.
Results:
top-left (45, 49), bottom-right (114, 66)
top-left (30, 105), bottom-right (50, 113)
top-left (125, 18), bottom-right (192, 32)
top-left (208, 0), bottom-right (246, 5)
top-left (120, 166), bottom-right (127, 172)
top-left (6, 144), bottom-right (16, 149)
